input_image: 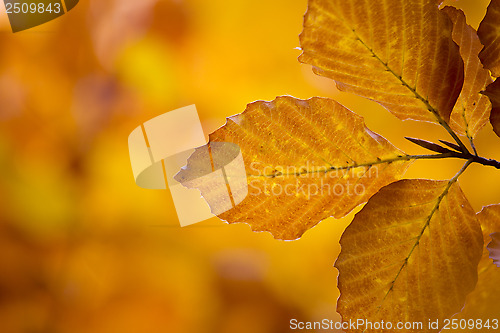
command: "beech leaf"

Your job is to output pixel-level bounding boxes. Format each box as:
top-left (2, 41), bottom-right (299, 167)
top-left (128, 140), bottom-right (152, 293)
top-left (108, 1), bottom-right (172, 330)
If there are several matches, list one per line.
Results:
top-left (443, 6), bottom-right (493, 139)
top-left (335, 179), bottom-right (483, 331)
top-left (478, 0), bottom-right (500, 77)
top-left (482, 78), bottom-right (500, 138)
top-left (175, 97), bottom-right (411, 240)
top-left (453, 205), bottom-right (500, 323)
top-left (299, 0), bottom-right (464, 124)
top-left (488, 232), bottom-right (500, 267)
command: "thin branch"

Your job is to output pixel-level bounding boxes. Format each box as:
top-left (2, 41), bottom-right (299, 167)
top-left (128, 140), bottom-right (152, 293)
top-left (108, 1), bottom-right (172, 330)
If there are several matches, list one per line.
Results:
top-left (450, 158), bottom-right (474, 182)
top-left (440, 120), bottom-right (470, 154)
top-left (471, 155), bottom-right (500, 169)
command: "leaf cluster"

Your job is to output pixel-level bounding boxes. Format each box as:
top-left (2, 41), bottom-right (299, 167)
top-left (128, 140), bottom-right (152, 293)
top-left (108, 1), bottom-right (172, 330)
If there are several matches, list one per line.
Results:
top-left (176, 0), bottom-right (500, 330)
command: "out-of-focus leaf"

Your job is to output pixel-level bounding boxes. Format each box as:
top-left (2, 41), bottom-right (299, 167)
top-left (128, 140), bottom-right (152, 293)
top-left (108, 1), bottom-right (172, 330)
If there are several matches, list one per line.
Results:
top-left (454, 205), bottom-right (500, 325)
top-left (487, 232), bottom-right (500, 267)
top-left (443, 7), bottom-right (493, 139)
top-left (0, 73), bottom-right (25, 120)
top-left (89, 0), bottom-right (159, 69)
top-left (477, 0), bottom-right (500, 76)
top-left (482, 78), bottom-right (500, 137)
top-left (176, 96), bottom-right (410, 240)
top-left (335, 179), bottom-right (483, 332)
top-left (299, 0), bottom-right (464, 124)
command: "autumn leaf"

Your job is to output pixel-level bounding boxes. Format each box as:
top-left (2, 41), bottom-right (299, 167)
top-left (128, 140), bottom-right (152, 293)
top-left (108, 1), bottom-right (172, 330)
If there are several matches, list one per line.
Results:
top-left (335, 179), bottom-right (483, 332)
top-left (299, 0), bottom-right (464, 125)
top-left (477, 0), bottom-right (500, 77)
top-left (175, 96), bottom-right (411, 240)
top-left (488, 233), bottom-right (500, 267)
top-left (442, 6), bottom-right (493, 142)
top-left (482, 78), bottom-right (500, 137)
top-left (453, 205), bottom-right (500, 325)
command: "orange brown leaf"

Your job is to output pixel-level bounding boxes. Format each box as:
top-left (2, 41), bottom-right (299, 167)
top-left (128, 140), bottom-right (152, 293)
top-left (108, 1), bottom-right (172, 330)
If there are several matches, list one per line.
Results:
top-left (478, 0), bottom-right (500, 77)
top-left (299, 0), bottom-right (464, 124)
top-left (488, 232), bottom-right (500, 267)
top-left (453, 205), bottom-right (500, 326)
top-left (443, 6), bottom-right (493, 140)
top-left (482, 78), bottom-right (500, 137)
top-left (175, 97), bottom-right (410, 240)
top-left (335, 179), bottom-right (483, 332)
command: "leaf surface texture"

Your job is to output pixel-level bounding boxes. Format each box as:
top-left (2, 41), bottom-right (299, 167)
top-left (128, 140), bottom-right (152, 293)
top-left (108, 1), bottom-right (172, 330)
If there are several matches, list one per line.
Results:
top-left (175, 97), bottom-right (410, 240)
top-left (483, 78), bottom-right (500, 137)
top-left (299, 0), bottom-right (464, 124)
top-left (335, 179), bottom-right (483, 332)
top-left (478, 0), bottom-right (500, 77)
top-left (443, 6), bottom-right (493, 139)
top-left (453, 205), bottom-right (500, 326)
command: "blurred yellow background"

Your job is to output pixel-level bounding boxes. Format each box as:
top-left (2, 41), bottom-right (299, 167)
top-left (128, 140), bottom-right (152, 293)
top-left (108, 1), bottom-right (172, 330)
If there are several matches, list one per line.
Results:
top-left (0, 0), bottom-right (498, 332)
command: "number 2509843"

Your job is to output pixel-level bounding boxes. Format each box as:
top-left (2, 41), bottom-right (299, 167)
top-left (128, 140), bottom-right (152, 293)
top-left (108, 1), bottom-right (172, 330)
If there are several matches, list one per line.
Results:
top-left (5, 2), bottom-right (61, 14)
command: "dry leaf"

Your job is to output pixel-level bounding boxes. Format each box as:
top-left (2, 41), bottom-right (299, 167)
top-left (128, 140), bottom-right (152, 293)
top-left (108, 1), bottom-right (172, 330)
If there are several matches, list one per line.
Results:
top-left (454, 205), bottom-right (500, 325)
top-left (335, 179), bottom-right (483, 332)
top-left (487, 232), bottom-right (500, 267)
top-left (443, 6), bottom-right (493, 140)
top-left (299, 0), bottom-right (464, 124)
top-left (482, 78), bottom-right (500, 137)
top-left (478, 0), bottom-right (500, 77)
top-left (175, 96), bottom-right (410, 240)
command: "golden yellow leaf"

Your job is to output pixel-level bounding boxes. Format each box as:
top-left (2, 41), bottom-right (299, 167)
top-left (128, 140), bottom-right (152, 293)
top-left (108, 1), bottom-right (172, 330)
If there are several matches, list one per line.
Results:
top-left (299, 0), bottom-right (464, 124)
top-left (175, 97), bottom-right (410, 240)
top-left (443, 6), bottom-right (493, 140)
top-left (453, 205), bottom-right (500, 326)
top-left (478, 0), bottom-right (500, 77)
top-left (335, 179), bottom-right (483, 332)
top-left (483, 78), bottom-right (500, 137)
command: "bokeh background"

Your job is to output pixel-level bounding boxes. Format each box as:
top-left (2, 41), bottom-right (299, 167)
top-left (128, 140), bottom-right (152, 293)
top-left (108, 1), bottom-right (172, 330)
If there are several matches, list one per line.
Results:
top-left (0, 0), bottom-right (498, 332)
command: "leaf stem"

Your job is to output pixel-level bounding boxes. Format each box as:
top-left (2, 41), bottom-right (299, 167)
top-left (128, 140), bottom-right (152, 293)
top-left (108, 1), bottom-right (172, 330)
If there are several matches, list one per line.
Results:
top-left (450, 158), bottom-right (474, 183)
top-left (413, 150), bottom-right (500, 169)
top-left (469, 136), bottom-right (478, 156)
top-left (437, 118), bottom-right (471, 154)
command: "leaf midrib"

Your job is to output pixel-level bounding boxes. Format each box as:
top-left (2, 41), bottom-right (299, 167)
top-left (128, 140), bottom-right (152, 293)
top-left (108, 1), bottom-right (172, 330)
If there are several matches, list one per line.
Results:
top-left (246, 155), bottom-right (409, 178)
top-left (376, 180), bottom-right (455, 313)
top-left (378, 159), bottom-right (473, 315)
